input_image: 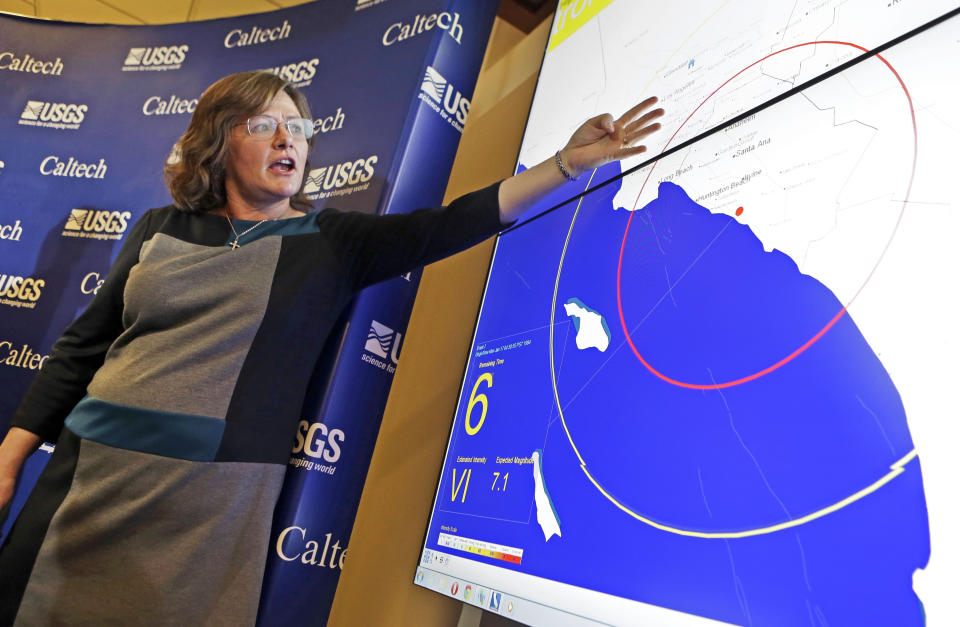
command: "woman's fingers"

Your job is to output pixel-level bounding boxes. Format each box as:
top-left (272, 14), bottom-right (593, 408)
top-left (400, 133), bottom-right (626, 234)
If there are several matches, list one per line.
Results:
top-left (597, 112), bottom-right (616, 134)
top-left (565, 98), bottom-right (663, 171)
top-left (624, 107), bottom-right (665, 134)
top-left (615, 144), bottom-right (648, 160)
top-left (624, 121), bottom-right (662, 145)
top-left (576, 113), bottom-right (615, 138)
top-left (616, 96), bottom-right (659, 126)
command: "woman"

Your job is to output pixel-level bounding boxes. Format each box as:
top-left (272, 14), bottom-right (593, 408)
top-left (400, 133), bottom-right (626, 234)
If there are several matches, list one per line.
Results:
top-left (0, 70), bottom-right (663, 625)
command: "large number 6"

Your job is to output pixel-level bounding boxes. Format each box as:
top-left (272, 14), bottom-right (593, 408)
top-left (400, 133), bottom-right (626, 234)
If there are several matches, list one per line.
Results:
top-left (465, 372), bottom-right (493, 435)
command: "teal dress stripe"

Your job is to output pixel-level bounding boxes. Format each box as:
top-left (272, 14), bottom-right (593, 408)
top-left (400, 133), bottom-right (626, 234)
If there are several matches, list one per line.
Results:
top-left (65, 396), bottom-right (224, 461)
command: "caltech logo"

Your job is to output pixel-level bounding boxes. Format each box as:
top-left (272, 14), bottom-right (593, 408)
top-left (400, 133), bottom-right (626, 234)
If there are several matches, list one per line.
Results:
top-left (0, 273), bottom-right (44, 310)
top-left (40, 155), bottom-right (107, 179)
top-left (355, 0), bottom-right (388, 10)
top-left (303, 155), bottom-right (377, 200)
top-left (225, 20), bottom-right (291, 48)
top-left (0, 219), bottom-right (22, 242)
top-left (19, 100), bottom-right (87, 130)
top-left (361, 319), bottom-right (401, 373)
top-left (62, 209), bottom-right (131, 241)
top-left (122, 45), bottom-right (188, 72)
top-left (0, 339), bottom-right (49, 371)
top-left (80, 272), bottom-right (104, 295)
top-left (0, 51), bottom-right (64, 76)
top-left (383, 11), bottom-right (463, 46)
top-left (313, 107), bottom-right (345, 135)
top-left (263, 58), bottom-right (319, 88)
top-left (419, 66), bottom-right (470, 133)
top-left (275, 526), bottom-right (348, 570)
top-left (142, 94), bottom-right (198, 116)
top-left (290, 420), bottom-right (345, 475)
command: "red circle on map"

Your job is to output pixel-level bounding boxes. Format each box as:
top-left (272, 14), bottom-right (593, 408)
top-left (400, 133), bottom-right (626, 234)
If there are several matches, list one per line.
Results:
top-left (615, 41), bottom-right (917, 390)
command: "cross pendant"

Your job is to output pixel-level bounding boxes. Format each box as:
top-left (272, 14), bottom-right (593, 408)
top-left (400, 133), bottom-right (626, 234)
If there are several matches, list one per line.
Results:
top-left (230, 239), bottom-right (240, 250)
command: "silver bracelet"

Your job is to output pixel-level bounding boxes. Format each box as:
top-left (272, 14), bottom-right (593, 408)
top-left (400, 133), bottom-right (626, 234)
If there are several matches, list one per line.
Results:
top-left (555, 150), bottom-right (577, 181)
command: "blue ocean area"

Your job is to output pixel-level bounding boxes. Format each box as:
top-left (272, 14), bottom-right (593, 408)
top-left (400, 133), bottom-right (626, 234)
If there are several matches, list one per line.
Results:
top-left (429, 162), bottom-right (930, 626)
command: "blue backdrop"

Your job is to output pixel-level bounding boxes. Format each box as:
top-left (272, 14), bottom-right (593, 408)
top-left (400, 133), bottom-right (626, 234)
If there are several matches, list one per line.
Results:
top-left (0, 0), bottom-right (498, 623)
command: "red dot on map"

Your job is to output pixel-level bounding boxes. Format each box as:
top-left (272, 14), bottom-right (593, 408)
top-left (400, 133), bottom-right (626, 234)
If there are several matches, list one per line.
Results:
top-left (735, 206), bottom-right (744, 216)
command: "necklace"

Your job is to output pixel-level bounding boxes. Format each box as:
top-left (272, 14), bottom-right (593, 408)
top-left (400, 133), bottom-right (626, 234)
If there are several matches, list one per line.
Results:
top-left (225, 214), bottom-right (267, 250)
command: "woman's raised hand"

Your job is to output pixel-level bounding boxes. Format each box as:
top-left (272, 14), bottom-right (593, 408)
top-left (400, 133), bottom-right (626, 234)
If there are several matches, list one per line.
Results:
top-left (559, 97), bottom-right (665, 178)
top-left (498, 97), bottom-right (665, 223)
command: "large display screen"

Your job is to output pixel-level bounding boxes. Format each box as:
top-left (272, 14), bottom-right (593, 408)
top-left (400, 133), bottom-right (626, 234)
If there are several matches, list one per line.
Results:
top-left (416, 2), bottom-right (960, 625)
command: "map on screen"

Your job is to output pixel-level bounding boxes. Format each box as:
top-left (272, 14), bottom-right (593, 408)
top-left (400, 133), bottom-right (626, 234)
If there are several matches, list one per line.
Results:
top-left (419, 2), bottom-right (960, 625)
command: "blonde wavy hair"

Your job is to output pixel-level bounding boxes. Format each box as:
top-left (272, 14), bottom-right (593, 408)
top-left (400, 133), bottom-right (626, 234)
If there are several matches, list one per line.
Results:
top-left (164, 71), bottom-right (314, 213)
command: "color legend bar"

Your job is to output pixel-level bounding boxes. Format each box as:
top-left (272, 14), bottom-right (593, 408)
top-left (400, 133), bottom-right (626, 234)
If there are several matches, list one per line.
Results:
top-left (437, 532), bottom-right (523, 564)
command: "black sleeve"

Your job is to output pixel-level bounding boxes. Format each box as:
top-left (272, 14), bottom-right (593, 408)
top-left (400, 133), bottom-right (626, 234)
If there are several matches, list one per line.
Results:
top-left (326, 180), bottom-right (509, 291)
top-left (9, 210), bottom-right (157, 443)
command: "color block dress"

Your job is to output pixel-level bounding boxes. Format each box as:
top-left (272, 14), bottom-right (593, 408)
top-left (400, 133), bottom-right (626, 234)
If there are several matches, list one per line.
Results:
top-left (0, 183), bottom-right (503, 626)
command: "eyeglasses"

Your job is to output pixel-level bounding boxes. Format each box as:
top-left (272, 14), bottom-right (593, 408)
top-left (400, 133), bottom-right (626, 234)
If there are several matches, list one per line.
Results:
top-left (238, 114), bottom-right (314, 140)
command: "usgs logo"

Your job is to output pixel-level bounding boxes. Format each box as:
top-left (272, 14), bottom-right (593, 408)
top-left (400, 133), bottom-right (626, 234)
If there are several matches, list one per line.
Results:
top-left (62, 209), bottom-right (131, 241)
top-left (303, 155), bottom-right (377, 200)
top-left (0, 274), bottom-right (44, 310)
top-left (419, 66), bottom-right (470, 132)
top-left (383, 11), bottom-right (463, 46)
top-left (263, 58), bottom-right (318, 87)
top-left (365, 320), bottom-right (401, 363)
top-left (355, 0), bottom-right (388, 10)
top-left (292, 420), bottom-right (345, 464)
top-left (123, 45), bottom-right (188, 71)
top-left (361, 319), bottom-right (401, 373)
top-left (19, 100), bottom-right (87, 130)
top-left (276, 527), bottom-right (347, 570)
